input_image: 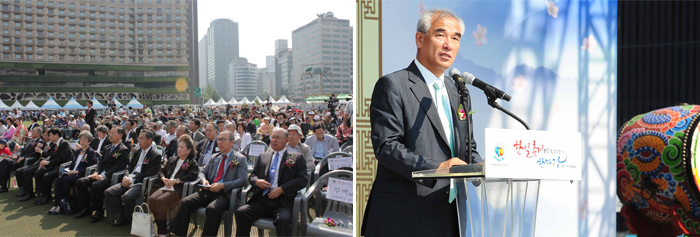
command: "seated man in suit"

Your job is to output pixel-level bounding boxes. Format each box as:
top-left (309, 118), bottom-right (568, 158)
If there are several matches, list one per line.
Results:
top-left (0, 127), bottom-right (44, 193)
top-left (236, 128), bottom-right (308, 236)
top-left (195, 123), bottom-right (219, 167)
top-left (18, 128), bottom-right (72, 205)
top-left (74, 126), bottom-right (130, 222)
top-left (89, 125), bottom-right (110, 155)
top-left (304, 124), bottom-right (340, 161)
top-left (15, 128), bottom-right (49, 196)
top-left (104, 128), bottom-right (162, 226)
top-left (168, 130), bottom-right (247, 237)
top-left (188, 118), bottom-right (205, 143)
top-left (165, 125), bottom-right (188, 158)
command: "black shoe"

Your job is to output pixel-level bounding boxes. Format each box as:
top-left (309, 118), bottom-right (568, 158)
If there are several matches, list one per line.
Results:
top-left (14, 191), bottom-right (27, 197)
top-left (112, 217), bottom-right (131, 226)
top-left (75, 209), bottom-right (91, 219)
top-left (18, 193), bottom-right (35, 202)
top-left (89, 213), bottom-right (104, 223)
top-left (0, 187), bottom-right (8, 193)
top-left (35, 196), bottom-right (50, 205)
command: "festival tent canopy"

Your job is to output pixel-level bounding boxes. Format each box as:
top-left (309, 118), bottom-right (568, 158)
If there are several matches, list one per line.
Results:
top-left (252, 96), bottom-right (262, 104)
top-left (227, 97), bottom-right (239, 105)
top-left (112, 97), bottom-right (124, 107)
top-left (215, 98), bottom-right (228, 106)
top-left (91, 97), bottom-right (106, 109)
top-left (274, 95), bottom-right (292, 105)
top-left (203, 98), bottom-right (215, 107)
top-left (125, 97), bottom-right (144, 109)
top-left (239, 97), bottom-right (251, 105)
top-left (9, 101), bottom-right (24, 109)
top-left (0, 100), bottom-right (10, 110)
top-left (265, 96), bottom-right (277, 104)
top-left (23, 100), bottom-right (41, 110)
top-left (63, 97), bottom-right (85, 109)
top-left (40, 97), bottom-right (62, 110)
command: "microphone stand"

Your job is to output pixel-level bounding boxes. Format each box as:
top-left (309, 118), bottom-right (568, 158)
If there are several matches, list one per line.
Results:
top-left (481, 86), bottom-right (530, 130)
top-left (454, 79), bottom-right (474, 164)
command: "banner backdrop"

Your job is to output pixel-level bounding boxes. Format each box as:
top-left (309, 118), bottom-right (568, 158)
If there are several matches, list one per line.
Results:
top-left (357, 0), bottom-right (617, 236)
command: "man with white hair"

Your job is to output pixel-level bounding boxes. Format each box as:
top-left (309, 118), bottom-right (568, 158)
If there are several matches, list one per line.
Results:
top-left (286, 125), bottom-right (314, 173)
top-left (362, 8), bottom-right (483, 236)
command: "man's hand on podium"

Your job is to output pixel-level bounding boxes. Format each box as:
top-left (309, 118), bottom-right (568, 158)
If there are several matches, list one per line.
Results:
top-left (439, 157), bottom-right (467, 169)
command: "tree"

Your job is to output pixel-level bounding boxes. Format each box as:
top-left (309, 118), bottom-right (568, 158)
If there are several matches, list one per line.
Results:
top-left (202, 83), bottom-right (220, 102)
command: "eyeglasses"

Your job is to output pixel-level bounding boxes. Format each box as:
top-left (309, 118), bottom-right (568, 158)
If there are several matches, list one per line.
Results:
top-left (216, 138), bottom-right (231, 142)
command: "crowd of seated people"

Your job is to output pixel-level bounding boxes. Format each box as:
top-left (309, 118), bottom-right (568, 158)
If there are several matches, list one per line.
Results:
top-left (0, 102), bottom-right (353, 236)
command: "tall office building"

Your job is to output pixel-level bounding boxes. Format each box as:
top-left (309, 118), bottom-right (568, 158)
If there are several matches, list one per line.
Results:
top-left (203, 18), bottom-right (238, 99)
top-left (262, 55), bottom-right (275, 97)
top-left (0, 0), bottom-right (199, 105)
top-left (228, 57), bottom-right (256, 100)
top-left (291, 11), bottom-right (353, 101)
top-left (197, 33), bottom-right (207, 89)
top-left (274, 39), bottom-right (291, 98)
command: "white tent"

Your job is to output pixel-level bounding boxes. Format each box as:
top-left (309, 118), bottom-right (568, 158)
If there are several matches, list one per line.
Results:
top-left (9, 101), bottom-right (24, 109)
top-left (91, 97), bottom-right (106, 109)
top-left (0, 100), bottom-right (10, 110)
top-left (215, 98), bottom-right (228, 106)
top-left (239, 97), bottom-right (251, 105)
top-left (63, 97), bottom-right (85, 109)
top-left (23, 100), bottom-right (41, 110)
top-left (252, 96), bottom-right (262, 104)
top-left (274, 95), bottom-right (292, 105)
top-left (266, 96), bottom-right (277, 104)
top-left (227, 97), bottom-right (239, 105)
top-left (41, 97), bottom-right (62, 110)
top-left (203, 98), bottom-right (215, 107)
top-left (113, 97), bottom-right (124, 107)
top-left (125, 97), bottom-right (144, 109)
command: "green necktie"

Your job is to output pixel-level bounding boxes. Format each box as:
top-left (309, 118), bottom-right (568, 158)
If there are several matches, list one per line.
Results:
top-left (433, 79), bottom-right (455, 157)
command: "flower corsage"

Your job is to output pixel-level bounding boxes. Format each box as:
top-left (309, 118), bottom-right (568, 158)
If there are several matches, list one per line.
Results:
top-left (284, 154), bottom-right (295, 169)
top-left (181, 159), bottom-right (191, 171)
top-left (458, 104), bottom-right (467, 121)
top-left (228, 158), bottom-right (240, 170)
top-left (324, 218), bottom-right (339, 227)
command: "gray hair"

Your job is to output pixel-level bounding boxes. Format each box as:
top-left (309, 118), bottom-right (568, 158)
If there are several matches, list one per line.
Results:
top-left (205, 122), bottom-right (218, 131)
top-left (166, 120), bottom-right (177, 129)
top-left (96, 125), bottom-right (109, 134)
top-left (417, 8), bottom-right (465, 36)
top-left (78, 130), bottom-right (94, 143)
top-left (155, 121), bottom-right (163, 129)
top-left (220, 130), bottom-right (235, 141)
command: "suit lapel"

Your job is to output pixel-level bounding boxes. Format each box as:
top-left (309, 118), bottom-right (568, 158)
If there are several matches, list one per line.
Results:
top-left (407, 62), bottom-right (450, 147)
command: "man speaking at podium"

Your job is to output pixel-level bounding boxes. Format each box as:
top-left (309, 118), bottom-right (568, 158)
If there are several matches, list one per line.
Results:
top-left (361, 9), bottom-right (483, 237)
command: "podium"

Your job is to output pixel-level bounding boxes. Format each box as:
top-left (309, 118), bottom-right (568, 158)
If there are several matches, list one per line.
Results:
top-left (413, 164), bottom-right (540, 237)
top-left (412, 128), bottom-right (582, 237)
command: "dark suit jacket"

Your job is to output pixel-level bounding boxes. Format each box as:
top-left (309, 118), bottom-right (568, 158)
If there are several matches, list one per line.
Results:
top-left (89, 135), bottom-right (110, 155)
top-left (165, 139), bottom-right (179, 158)
top-left (27, 123), bottom-right (38, 132)
top-left (96, 142), bottom-right (130, 179)
top-left (123, 129), bottom-right (138, 147)
top-left (19, 137), bottom-right (44, 159)
top-left (195, 139), bottom-right (219, 165)
top-left (191, 131), bottom-right (205, 143)
top-left (155, 155), bottom-right (200, 195)
top-left (199, 150), bottom-right (247, 199)
top-left (248, 151), bottom-right (307, 211)
top-left (126, 147), bottom-right (162, 184)
top-left (68, 147), bottom-right (98, 177)
top-left (362, 62), bottom-right (483, 236)
top-left (85, 107), bottom-right (97, 127)
top-left (38, 139), bottom-right (73, 170)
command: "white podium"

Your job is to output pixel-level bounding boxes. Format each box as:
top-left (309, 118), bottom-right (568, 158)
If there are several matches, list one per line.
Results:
top-left (412, 129), bottom-right (581, 237)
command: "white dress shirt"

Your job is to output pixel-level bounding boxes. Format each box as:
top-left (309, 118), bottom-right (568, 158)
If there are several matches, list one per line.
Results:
top-left (269, 148), bottom-right (287, 190)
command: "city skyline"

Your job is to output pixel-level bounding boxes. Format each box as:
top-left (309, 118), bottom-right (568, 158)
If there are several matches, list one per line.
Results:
top-left (196, 0), bottom-right (354, 67)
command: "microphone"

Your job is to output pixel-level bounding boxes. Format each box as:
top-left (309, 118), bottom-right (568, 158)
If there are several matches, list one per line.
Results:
top-left (461, 72), bottom-right (511, 102)
top-left (448, 68), bottom-right (462, 83)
